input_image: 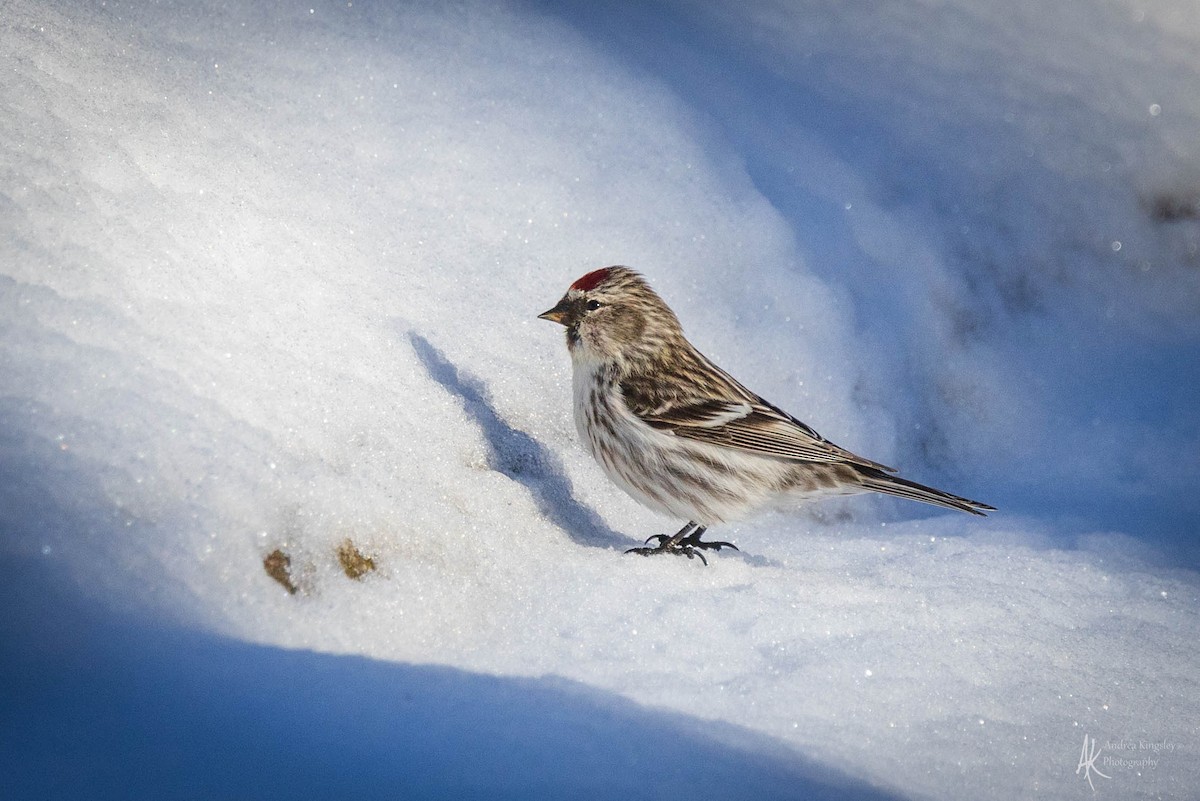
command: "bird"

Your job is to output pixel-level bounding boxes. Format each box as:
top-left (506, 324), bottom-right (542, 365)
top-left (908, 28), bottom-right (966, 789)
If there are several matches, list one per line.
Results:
top-left (538, 266), bottom-right (993, 563)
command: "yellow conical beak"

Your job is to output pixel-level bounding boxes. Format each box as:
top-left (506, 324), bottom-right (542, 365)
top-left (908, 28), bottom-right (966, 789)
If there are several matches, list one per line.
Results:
top-left (538, 298), bottom-right (570, 326)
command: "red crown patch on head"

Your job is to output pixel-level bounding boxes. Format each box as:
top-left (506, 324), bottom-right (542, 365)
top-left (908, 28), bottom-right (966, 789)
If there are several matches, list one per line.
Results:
top-left (570, 267), bottom-right (613, 292)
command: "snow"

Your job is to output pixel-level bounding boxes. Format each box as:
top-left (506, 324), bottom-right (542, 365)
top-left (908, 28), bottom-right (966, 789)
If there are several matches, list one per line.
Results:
top-left (2, 0), bottom-right (1198, 798)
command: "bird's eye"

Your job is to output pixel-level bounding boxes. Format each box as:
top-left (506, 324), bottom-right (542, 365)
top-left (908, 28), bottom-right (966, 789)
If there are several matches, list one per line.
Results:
top-left (585, 299), bottom-right (602, 311)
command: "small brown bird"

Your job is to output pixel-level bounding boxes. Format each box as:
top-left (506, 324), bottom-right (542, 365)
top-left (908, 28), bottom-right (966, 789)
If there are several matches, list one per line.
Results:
top-left (540, 266), bottom-right (993, 562)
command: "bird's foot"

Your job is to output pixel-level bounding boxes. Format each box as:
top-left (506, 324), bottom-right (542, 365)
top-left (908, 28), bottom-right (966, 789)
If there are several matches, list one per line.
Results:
top-left (624, 541), bottom-right (710, 565)
top-left (624, 523), bottom-right (738, 565)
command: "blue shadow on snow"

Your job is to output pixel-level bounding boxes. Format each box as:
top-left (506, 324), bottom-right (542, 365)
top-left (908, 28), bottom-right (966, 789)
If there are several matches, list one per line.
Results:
top-left (406, 328), bottom-right (629, 550)
top-left (0, 556), bottom-right (909, 801)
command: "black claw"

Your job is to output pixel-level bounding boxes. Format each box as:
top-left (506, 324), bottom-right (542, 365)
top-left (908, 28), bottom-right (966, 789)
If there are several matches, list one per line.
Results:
top-left (680, 534), bottom-right (739, 552)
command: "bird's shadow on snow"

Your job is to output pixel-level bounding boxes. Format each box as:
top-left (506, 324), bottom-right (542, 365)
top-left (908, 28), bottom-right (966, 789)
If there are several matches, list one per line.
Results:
top-left (0, 556), bottom-right (911, 801)
top-left (405, 328), bottom-right (628, 550)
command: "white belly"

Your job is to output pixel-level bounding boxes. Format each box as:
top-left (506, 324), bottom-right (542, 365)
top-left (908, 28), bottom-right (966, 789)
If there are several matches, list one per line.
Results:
top-left (571, 359), bottom-right (795, 524)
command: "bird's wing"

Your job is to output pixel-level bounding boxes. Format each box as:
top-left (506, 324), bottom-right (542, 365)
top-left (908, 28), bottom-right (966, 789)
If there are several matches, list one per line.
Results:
top-left (621, 355), bottom-right (895, 472)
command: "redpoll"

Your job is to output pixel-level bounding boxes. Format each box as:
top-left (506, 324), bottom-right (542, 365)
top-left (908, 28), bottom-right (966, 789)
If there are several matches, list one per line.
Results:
top-left (539, 266), bottom-right (993, 562)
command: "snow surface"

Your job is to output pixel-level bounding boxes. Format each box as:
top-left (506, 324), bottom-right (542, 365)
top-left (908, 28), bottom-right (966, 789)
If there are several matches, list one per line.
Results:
top-left (2, 0), bottom-right (1198, 798)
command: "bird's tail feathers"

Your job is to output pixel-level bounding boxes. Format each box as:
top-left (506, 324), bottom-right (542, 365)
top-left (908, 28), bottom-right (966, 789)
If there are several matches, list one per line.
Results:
top-left (856, 467), bottom-right (995, 516)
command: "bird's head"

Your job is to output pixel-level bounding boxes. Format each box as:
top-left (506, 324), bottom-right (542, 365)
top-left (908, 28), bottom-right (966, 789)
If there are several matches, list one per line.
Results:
top-left (539, 266), bottom-right (683, 365)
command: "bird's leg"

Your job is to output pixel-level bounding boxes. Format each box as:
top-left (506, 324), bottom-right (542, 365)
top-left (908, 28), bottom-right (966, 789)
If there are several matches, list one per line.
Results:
top-left (625, 522), bottom-right (737, 565)
top-left (639, 521), bottom-right (698, 548)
